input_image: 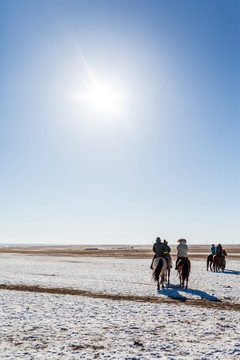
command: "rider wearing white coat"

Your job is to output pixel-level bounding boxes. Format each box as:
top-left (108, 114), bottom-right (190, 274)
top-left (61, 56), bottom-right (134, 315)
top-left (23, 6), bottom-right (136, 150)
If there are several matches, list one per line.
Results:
top-left (176, 239), bottom-right (189, 269)
top-left (177, 239), bottom-right (188, 257)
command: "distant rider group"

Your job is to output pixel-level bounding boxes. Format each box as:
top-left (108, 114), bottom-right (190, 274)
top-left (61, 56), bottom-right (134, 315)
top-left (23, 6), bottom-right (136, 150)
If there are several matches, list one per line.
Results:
top-left (209, 243), bottom-right (226, 270)
top-left (211, 243), bottom-right (223, 257)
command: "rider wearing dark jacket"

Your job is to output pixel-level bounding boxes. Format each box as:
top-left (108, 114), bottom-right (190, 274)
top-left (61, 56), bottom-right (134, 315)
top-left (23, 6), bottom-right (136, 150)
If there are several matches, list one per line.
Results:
top-left (163, 239), bottom-right (172, 268)
top-left (153, 237), bottom-right (165, 257)
top-left (216, 244), bottom-right (223, 256)
top-left (150, 237), bottom-right (165, 269)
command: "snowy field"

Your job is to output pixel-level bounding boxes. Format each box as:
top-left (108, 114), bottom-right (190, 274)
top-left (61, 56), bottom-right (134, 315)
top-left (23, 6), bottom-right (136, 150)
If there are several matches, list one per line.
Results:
top-left (0, 253), bottom-right (240, 359)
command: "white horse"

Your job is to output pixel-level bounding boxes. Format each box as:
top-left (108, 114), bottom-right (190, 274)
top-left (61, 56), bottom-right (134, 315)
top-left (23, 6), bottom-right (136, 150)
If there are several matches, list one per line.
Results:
top-left (152, 257), bottom-right (168, 290)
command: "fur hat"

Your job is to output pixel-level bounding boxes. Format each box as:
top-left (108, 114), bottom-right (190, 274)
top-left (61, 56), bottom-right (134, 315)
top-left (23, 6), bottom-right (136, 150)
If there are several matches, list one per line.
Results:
top-left (177, 238), bottom-right (186, 243)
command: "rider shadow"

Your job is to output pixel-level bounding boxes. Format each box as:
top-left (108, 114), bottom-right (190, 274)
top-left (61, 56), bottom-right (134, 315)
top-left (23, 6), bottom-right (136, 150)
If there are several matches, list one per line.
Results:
top-left (158, 284), bottom-right (221, 302)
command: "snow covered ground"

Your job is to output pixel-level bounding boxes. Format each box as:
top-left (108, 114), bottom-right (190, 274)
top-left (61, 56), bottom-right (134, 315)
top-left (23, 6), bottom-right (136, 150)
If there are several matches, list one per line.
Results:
top-left (0, 253), bottom-right (239, 359)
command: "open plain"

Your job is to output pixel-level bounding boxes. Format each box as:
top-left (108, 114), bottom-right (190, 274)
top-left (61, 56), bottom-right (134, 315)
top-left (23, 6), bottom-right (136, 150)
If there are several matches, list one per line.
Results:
top-left (0, 244), bottom-right (239, 359)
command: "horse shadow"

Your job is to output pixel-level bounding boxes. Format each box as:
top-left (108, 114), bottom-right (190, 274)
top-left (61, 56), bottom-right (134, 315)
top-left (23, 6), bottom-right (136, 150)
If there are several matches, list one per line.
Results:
top-left (180, 288), bottom-right (221, 302)
top-left (158, 284), bottom-right (221, 302)
top-left (217, 269), bottom-right (240, 275)
top-left (159, 285), bottom-right (187, 302)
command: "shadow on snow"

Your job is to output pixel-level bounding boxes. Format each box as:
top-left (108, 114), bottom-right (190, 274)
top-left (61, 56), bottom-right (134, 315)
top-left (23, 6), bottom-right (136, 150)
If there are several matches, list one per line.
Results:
top-left (216, 269), bottom-right (240, 276)
top-left (158, 284), bottom-right (221, 302)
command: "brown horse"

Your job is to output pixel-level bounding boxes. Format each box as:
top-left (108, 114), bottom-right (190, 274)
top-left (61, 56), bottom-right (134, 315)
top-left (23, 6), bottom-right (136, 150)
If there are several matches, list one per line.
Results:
top-left (152, 257), bottom-right (168, 290)
top-left (213, 250), bottom-right (227, 272)
top-left (207, 254), bottom-right (213, 271)
top-left (176, 257), bottom-right (191, 289)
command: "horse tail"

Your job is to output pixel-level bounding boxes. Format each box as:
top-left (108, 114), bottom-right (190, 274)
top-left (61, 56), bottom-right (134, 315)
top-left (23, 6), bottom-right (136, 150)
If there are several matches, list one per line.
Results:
top-left (152, 258), bottom-right (163, 282)
top-left (182, 259), bottom-right (190, 282)
top-left (182, 263), bottom-right (187, 282)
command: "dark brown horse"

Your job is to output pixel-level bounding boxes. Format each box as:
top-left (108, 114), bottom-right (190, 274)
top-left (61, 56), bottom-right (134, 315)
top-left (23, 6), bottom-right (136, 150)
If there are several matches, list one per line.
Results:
top-left (213, 250), bottom-right (227, 272)
top-left (207, 254), bottom-right (213, 271)
top-left (176, 257), bottom-right (191, 289)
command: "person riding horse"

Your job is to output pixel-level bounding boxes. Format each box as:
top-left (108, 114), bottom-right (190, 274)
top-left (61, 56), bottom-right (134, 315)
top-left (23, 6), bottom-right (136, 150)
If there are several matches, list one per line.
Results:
top-left (175, 238), bottom-right (189, 269)
top-left (211, 244), bottom-right (216, 256)
top-left (163, 239), bottom-right (172, 269)
top-left (175, 238), bottom-right (191, 288)
top-left (216, 244), bottom-right (223, 256)
top-left (216, 243), bottom-right (224, 265)
top-left (150, 237), bottom-right (166, 269)
top-left (207, 244), bottom-right (216, 271)
top-left (150, 237), bottom-right (171, 287)
top-left (213, 244), bottom-right (226, 271)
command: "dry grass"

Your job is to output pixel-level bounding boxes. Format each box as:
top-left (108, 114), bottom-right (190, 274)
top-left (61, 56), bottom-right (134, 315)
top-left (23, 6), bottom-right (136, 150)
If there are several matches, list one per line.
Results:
top-left (0, 244), bottom-right (239, 260)
top-left (0, 283), bottom-right (239, 312)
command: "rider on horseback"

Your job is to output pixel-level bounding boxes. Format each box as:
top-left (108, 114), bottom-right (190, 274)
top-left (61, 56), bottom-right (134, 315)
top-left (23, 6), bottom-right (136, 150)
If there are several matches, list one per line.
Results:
top-left (216, 244), bottom-right (223, 256)
top-left (163, 239), bottom-right (172, 269)
top-left (175, 239), bottom-right (189, 269)
top-left (211, 244), bottom-right (216, 255)
top-left (216, 243), bottom-right (226, 268)
top-left (150, 237), bottom-right (165, 269)
top-left (213, 244), bottom-right (226, 271)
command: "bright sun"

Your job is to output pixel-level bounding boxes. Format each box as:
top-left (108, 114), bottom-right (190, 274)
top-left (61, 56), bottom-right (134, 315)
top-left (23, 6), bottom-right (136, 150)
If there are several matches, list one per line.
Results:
top-left (87, 81), bottom-right (124, 114)
top-left (70, 49), bottom-right (128, 119)
top-left (71, 79), bottom-right (126, 118)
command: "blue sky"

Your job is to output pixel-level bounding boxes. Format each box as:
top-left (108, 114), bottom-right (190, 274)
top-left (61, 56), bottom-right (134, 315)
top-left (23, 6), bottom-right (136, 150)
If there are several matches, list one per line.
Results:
top-left (0, 0), bottom-right (239, 245)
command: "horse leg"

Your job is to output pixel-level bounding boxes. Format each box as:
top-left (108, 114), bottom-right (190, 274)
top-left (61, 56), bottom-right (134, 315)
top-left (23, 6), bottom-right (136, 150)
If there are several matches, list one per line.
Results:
top-left (161, 274), bottom-right (165, 288)
top-left (168, 269), bottom-right (170, 285)
top-left (157, 274), bottom-right (160, 290)
top-left (207, 259), bottom-right (209, 271)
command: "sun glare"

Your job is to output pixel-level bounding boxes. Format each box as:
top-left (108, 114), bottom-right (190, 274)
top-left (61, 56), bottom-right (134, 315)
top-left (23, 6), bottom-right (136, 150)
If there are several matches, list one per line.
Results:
top-left (94, 82), bottom-right (127, 114)
top-left (73, 80), bottom-right (126, 117)
top-left (69, 48), bottom-right (129, 120)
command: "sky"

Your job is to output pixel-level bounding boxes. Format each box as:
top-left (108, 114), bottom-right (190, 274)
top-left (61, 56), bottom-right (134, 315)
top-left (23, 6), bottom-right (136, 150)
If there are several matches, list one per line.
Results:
top-left (0, 0), bottom-right (239, 245)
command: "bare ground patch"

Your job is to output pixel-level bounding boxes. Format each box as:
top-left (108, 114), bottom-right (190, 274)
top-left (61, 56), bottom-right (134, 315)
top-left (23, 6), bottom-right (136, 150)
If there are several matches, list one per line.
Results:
top-left (0, 284), bottom-right (239, 312)
top-left (0, 245), bottom-right (239, 260)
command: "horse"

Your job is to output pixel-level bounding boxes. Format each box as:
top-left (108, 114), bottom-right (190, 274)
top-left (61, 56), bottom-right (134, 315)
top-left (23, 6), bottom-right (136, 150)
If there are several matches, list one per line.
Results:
top-left (213, 250), bottom-right (227, 272)
top-left (207, 254), bottom-right (213, 271)
top-left (165, 257), bottom-right (171, 285)
top-left (152, 257), bottom-right (168, 290)
top-left (176, 257), bottom-right (191, 289)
